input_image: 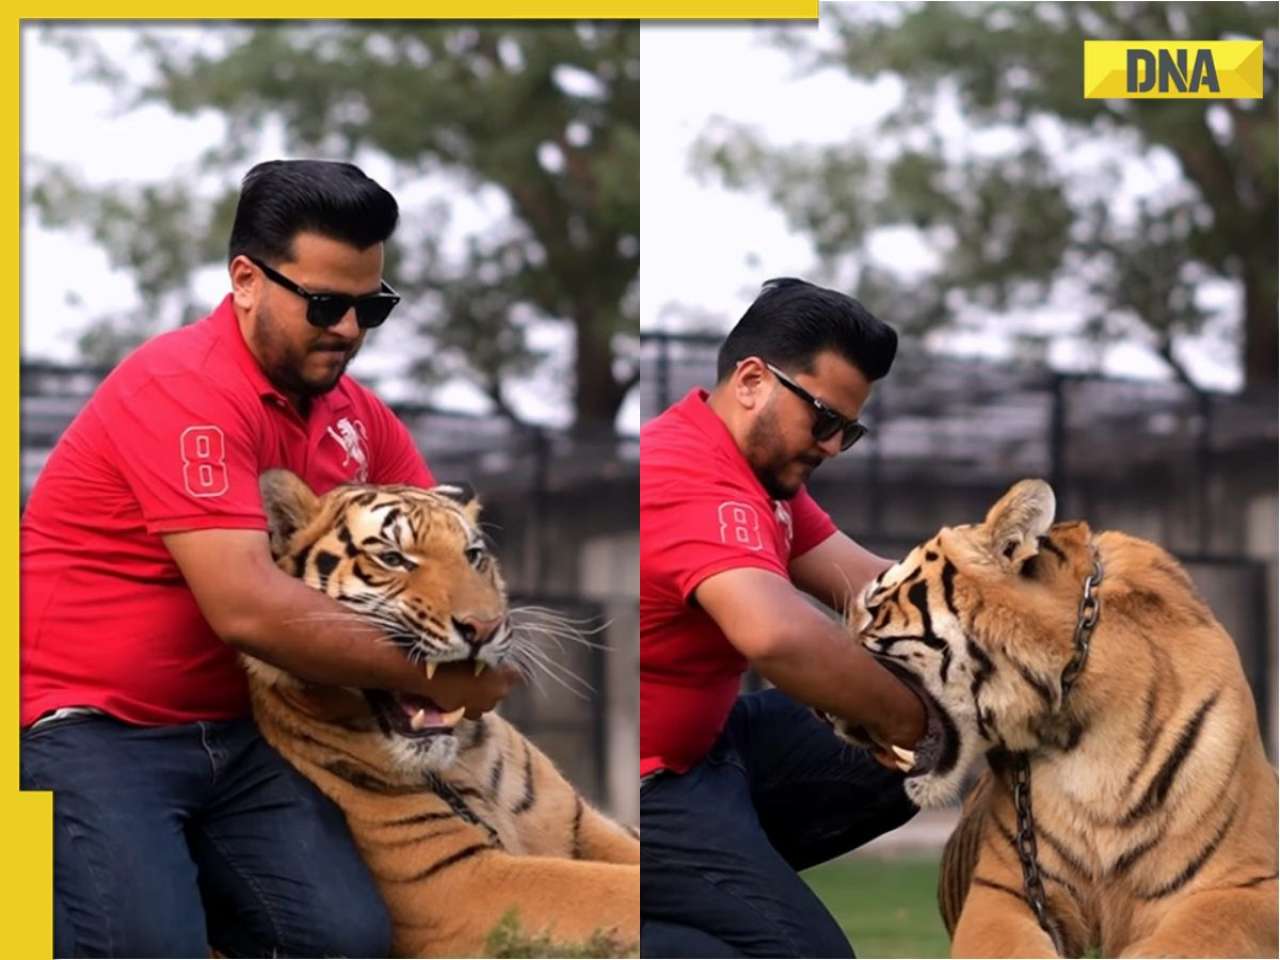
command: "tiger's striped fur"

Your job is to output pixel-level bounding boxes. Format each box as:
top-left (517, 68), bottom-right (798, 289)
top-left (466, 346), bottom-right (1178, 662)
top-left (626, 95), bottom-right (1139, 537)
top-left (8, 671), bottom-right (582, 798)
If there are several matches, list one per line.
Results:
top-left (242, 470), bottom-right (639, 958)
top-left (844, 479), bottom-right (1277, 958)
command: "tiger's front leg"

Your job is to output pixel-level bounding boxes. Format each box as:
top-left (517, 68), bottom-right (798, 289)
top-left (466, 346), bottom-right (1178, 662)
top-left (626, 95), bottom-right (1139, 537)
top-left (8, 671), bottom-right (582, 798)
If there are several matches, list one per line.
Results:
top-left (1119, 884), bottom-right (1278, 959)
top-left (951, 881), bottom-right (1061, 959)
top-left (389, 852), bottom-right (639, 958)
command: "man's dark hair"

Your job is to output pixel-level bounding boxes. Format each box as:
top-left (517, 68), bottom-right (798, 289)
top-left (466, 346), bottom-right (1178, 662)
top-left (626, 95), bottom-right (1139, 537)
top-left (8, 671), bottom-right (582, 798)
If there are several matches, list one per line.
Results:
top-left (228, 159), bottom-right (399, 264)
top-left (715, 278), bottom-right (898, 382)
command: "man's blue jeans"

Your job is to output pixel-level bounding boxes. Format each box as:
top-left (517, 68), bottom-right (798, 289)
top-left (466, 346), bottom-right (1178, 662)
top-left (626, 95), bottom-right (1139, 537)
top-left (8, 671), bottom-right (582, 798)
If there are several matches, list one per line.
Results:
top-left (20, 712), bottom-right (392, 958)
top-left (640, 689), bottom-right (918, 959)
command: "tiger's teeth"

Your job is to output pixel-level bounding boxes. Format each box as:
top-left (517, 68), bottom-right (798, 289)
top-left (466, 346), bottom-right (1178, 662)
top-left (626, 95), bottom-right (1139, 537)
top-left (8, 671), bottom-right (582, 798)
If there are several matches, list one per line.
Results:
top-left (425, 662), bottom-right (438, 680)
top-left (892, 745), bottom-right (917, 767)
top-left (896, 758), bottom-right (914, 773)
top-left (474, 661), bottom-right (486, 677)
top-left (440, 706), bottom-right (466, 726)
top-left (410, 708), bottom-right (430, 731)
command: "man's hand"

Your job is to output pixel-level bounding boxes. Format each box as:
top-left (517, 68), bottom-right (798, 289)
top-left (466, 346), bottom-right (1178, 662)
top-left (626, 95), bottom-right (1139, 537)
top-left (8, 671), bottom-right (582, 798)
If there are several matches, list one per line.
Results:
top-left (163, 527), bottom-right (524, 706)
top-left (416, 661), bottom-right (523, 718)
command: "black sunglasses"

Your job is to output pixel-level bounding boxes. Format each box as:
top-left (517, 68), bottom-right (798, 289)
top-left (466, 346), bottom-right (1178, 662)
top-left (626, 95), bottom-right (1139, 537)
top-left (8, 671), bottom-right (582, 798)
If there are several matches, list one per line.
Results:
top-left (248, 255), bottom-right (401, 329)
top-left (765, 362), bottom-right (869, 451)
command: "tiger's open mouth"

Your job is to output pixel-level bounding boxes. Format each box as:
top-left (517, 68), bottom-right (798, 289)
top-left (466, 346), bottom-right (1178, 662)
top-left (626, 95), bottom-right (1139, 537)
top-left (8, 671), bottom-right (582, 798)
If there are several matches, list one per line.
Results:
top-left (365, 690), bottom-right (467, 740)
top-left (872, 657), bottom-right (960, 778)
top-left (818, 657), bottom-right (961, 779)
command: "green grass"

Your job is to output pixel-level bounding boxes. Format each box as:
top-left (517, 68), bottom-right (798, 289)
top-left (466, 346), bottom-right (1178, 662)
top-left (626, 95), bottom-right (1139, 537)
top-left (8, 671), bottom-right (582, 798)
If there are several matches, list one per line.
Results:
top-left (485, 910), bottom-right (638, 958)
top-left (802, 854), bottom-right (950, 959)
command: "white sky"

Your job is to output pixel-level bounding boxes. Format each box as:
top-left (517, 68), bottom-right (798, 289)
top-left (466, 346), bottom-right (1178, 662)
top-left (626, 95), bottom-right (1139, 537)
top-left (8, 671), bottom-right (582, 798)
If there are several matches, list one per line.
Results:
top-left (638, 19), bottom-right (1242, 390)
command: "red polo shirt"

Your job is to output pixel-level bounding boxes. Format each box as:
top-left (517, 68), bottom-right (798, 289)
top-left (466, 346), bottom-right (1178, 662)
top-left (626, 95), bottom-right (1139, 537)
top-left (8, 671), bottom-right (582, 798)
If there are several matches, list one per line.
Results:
top-left (640, 388), bottom-right (837, 775)
top-left (20, 294), bottom-right (434, 728)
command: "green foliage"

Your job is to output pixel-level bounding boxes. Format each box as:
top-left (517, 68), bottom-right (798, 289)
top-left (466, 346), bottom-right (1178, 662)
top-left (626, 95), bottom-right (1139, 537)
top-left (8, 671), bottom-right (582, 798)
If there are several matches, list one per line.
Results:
top-left (803, 854), bottom-right (950, 959)
top-left (696, 2), bottom-right (1278, 388)
top-left (484, 909), bottom-right (638, 959)
top-left (28, 23), bottom-right (639, 429)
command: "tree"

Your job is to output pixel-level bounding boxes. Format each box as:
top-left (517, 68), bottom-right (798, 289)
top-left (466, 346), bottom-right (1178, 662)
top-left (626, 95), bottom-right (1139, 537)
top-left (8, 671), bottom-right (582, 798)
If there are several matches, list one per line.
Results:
top-left (27, 23), bottom-right (639, 432)
top-left (694, 2), bottom-right (1277, 389)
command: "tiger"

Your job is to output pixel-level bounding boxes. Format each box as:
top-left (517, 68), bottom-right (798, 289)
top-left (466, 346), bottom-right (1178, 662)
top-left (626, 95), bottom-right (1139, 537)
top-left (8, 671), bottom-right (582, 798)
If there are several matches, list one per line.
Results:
top-left (241, 468), bottom-right (640, 958)
top-left (833, 478), bottom-right (1277, 958)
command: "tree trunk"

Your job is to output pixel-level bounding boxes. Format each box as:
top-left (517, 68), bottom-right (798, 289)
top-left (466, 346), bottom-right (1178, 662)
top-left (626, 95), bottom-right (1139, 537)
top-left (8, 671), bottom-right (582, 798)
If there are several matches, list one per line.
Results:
top-left (573, 305), bottom-right (623, 433)
top-left (1242, 243), bottom-right (1278, 388)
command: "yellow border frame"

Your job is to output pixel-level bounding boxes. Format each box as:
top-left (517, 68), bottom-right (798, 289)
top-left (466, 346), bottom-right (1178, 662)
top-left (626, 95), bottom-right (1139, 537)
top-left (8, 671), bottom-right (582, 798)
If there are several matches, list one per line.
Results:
top-left (8, 8), bottom-right (818, 953)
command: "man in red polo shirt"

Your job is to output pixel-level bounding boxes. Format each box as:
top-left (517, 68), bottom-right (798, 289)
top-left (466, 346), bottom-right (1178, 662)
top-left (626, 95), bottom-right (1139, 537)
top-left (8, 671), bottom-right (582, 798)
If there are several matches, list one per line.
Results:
top-left (21, 159), bottom-right (515, 958)
top-left (640, 279), bottom-right (926, 958)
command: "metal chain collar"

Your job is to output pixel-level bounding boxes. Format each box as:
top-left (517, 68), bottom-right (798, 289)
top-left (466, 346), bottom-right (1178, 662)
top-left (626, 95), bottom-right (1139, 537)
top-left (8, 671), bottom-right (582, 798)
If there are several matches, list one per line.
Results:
top-left (1058, 557), bottom-right (1103, 699)
top-left (1010, 550), bottom-right (1102, 957)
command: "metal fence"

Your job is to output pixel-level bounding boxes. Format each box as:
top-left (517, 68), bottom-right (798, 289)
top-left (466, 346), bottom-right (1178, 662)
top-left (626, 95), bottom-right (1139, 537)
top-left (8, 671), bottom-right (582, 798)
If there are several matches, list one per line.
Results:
top-left (643, 331), bottom-right (1279, 754)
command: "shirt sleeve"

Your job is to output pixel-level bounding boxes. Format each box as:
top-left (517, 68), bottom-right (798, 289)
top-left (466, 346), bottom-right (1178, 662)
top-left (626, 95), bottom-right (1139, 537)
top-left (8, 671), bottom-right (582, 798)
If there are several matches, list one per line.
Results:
top-left (789, 486), bottom-right (839, 559)
top-left (644, 470), bottom-right (790, 604)
top-left (92, 373), bottom-right (268, 535)
top-left (365, 397), bottom-right (435, 488)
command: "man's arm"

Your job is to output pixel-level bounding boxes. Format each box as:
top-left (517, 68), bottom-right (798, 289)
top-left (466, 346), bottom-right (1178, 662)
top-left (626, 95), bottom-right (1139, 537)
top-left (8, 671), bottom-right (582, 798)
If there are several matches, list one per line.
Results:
top-left (695, 566), bottom-right (924, 751)
top-left (790, 530), bottom-right (894, 615)
top-left (163, 527), bottom-right (515, 715)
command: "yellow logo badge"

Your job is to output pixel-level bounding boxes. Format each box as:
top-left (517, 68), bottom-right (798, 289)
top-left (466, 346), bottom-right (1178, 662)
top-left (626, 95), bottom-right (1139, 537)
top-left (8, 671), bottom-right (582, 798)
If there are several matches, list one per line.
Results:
top-left (1083, 40), bottom-right (1263, 99)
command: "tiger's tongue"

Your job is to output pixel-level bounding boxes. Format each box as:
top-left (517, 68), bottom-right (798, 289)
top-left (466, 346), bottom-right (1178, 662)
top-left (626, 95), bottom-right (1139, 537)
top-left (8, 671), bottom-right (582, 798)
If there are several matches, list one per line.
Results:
top-left (398, 693), bottom-right (464, 730)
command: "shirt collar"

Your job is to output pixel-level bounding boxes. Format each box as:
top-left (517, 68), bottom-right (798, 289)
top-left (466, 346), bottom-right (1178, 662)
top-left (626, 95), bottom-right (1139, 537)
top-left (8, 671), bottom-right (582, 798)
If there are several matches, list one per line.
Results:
top-left (674, 387), bottom-right (742, 454)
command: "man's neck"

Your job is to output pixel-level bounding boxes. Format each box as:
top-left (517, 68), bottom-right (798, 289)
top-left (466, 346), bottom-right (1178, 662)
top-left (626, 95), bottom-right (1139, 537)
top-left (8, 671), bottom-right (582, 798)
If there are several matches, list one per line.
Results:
top-left (234, 302), bottom-right (309, 419)
top-left (705, 385), bottom-right (749, 454)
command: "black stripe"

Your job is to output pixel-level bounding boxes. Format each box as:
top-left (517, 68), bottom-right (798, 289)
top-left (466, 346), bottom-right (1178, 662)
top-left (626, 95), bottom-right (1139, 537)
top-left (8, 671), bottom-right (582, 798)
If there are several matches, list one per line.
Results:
top-left (313, 550), bottom-right (341, 589)
top-left (488, 752), bottom-right (505, 795)
top-left (1037, 861), bottom-right (1082, 901)
top-left (1036, 821), bottom-right (1093, 880)
top-left (335, 522), bottom-right (360, 558)
top-left (1138, 800), bottom-right (1238, 900)
top-left (384, 810), bottom-right (456, 827)
top-left (425, 774), bottom-right (501, 844)
top-left (351, 562), bottom-right (383, 587)
top-left (370, 826), bottom-right (463, 849)
top-left (571, 794), bottom-right (584, 859)
top-left (967, 637), bottom-right (995, 740)
top-left (398, 843), bottom-right (490, 883)
top-left (940, 560), bottom-right (959, 620)
top-left (1122, 692), bottom-right (1219, 825)
top-left (321, 759), bottom-right (421, 795)
top-left (1013, 660), bottom-right (1055, 706)
top-left (512, 740), bottom-right (536, 814)
top-left (972, 876), bottom-right (1026, 901)
top-left (1123, 658), bottom-right (1163, 792)
top-left (291, 542), bottom-right (313, 577)
top-left (1111, 833), bottom-right (1161, 878)
top-left (1232, 872), bottom-right (1278, 889)
top-left (907, 581), bottom-right (934, 638)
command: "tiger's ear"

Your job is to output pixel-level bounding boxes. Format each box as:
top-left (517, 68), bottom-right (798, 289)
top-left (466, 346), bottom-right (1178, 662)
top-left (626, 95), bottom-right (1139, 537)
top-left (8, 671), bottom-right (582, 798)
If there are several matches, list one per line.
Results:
top-left (259, 469), bottom-right (321, 559)
top-left (435, 481), bottom-right (482, 524)
top-left (985, 479), bottom-right (1056, 570)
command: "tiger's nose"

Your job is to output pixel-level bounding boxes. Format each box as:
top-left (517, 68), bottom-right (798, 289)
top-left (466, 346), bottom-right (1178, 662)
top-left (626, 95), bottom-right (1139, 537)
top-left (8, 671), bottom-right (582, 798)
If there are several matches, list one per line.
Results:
top-left (453, 615), bottom-right (504, 650)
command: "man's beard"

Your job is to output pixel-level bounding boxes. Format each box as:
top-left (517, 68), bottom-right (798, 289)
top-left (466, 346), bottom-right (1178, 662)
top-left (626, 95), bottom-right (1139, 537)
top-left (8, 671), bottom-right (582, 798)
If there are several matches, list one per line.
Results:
top-left (744, 404), bottom-right (821, 501)
top-left (252, 301), bottom-right (359, 399)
